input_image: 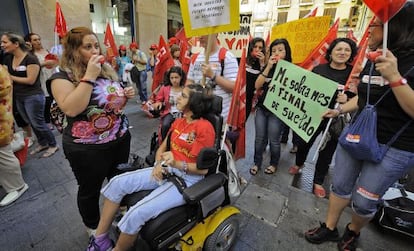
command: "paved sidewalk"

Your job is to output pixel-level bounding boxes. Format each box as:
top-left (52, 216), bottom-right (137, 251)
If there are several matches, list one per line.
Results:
top-left (0, 100), bottom-right (412, 251)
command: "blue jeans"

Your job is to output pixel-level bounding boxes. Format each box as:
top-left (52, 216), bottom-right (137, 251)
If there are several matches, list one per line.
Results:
top-left (136, 70), bottom-right (148, 102)
top-left (101, 167), bottom-right (203, 234)
top-left (254, 107), bottom-right (283, 168)
top-left (15, 94), bottom-right (57, 147)
top-left (332, 144), bottom-right (414, 218)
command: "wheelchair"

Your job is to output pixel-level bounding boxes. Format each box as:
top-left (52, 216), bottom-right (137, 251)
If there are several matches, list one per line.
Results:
top-left (115, 95), bottom-right (241, 251)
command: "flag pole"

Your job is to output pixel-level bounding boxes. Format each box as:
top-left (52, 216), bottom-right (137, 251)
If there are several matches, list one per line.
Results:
top-left (201, 34), bottom-right (214, 86)
top-left (312, 111), bottom-right (335, 162)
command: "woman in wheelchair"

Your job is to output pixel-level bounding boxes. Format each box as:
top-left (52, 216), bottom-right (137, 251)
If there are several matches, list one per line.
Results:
top-left (87, 84), bottom-right (216, 251)
top-left (153, 66), bottom-right (186, 141)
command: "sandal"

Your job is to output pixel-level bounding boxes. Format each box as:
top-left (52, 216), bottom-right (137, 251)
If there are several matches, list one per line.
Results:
top-left (288, 165), bottom-right (303, 175)
top-left (264, 165), bottom-right (277, 174)
top-left (289, 145), bottom-right (298, 153)
top-left (41, 146), bottom-right (59, 158)
top-left (30, 145), bottom-right (49, 155)
top-left (249, 165), bottom-right (259, 176)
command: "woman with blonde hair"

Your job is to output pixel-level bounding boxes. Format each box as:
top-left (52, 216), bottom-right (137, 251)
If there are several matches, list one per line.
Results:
top-left (48, 27), bottom-right (136, 236)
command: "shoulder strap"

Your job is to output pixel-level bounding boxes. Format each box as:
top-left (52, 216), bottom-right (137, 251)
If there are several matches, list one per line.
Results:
top-left (218, 47), bottom-right (227, 76)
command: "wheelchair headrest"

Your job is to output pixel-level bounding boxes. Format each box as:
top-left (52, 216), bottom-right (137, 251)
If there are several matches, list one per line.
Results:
top-left (210, 95), bottom-right (222, 116)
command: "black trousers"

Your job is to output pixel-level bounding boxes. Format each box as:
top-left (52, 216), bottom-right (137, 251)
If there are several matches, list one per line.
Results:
top-left (63, 131), bottom-right (131, 229)
top-left (294, 121), bottom-right (338, 185)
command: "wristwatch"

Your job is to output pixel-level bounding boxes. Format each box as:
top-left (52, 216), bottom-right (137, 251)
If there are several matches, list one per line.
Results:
top-left (389, 77), bottom-right (408, 88)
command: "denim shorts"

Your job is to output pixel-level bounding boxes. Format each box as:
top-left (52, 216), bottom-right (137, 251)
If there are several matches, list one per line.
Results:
top-left (332, 144), bottom-right (414, 217)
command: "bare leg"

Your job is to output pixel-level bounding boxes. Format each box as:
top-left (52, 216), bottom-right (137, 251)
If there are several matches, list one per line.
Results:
top-left (348, 213), bottom-right (371, 234)
top-left (113, 233), bottom-right (138, 251)
top-left (325, 193), bottom-right (350, 230)
top-left (95, 198), bottom-right (120, 236)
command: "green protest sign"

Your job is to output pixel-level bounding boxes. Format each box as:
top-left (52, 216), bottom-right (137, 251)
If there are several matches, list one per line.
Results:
top-left (263, 60), bottom-right (338, 142)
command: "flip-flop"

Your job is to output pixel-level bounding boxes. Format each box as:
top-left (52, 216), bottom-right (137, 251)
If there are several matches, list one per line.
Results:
top-left (288, 165), bottom-right (303, 175)
top-left (30, 145), bottom-right (49, 155)
top-left (249, 165), bottom-right (259, 176)
top-left (41, 147), bottom-right (59, 158)
top-left (264, 165), bottom-right (277, 174)
top-left (313, 184), bottom-right (326, 198)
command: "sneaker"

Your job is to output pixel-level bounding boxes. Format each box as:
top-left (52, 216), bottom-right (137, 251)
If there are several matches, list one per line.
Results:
top-left (86, 233), bottom-right (114, 251)
top-left (337, 223), bottom-right (360, 251)
top-left (0, 183), bottom-right (29, 206)
top-left (305, 222), bottom-right (340, 244)
top-left (86, 227), bottom-right (96, 237)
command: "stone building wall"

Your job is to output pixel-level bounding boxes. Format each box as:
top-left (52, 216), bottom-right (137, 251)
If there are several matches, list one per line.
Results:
top-left (25, 0), bottom-right (91, 50)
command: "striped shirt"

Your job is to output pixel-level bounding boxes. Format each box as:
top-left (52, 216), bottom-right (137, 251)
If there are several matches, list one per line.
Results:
top-left (187, 48), bottom-right (238, 120)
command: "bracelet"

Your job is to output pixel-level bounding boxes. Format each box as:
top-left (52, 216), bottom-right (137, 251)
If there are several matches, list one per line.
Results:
top-left (211, 74), bottom-right (217, 82)
top-left (182, 161), bottom-right (188, 174)
top-left (261, 73), bottom-right (268, 78)
top-left (80, 79), bottom-right (96, 86)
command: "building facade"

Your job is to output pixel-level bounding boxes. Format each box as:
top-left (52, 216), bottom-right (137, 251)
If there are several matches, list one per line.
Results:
top-left (240, 0), bottom-right (371, 40)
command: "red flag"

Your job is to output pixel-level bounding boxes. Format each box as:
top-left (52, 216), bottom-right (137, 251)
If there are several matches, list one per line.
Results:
top-left (152, 35), bottom-right (175, 93)
top-left (55, 1), bottom-right (67, 38)
top-left (265, 33), bottom-right (270, 47)
top-left (103, 23), bottom-right (118, 62)
top-left (179, 42), bottom-right (191, 73)
top-left (346, 29), bottom-right (358, 43)
top-left (304, 7), bottom-right (318, 18)
top-left (363, 0), bottom-right (406, 23)
top-left (175, 28), bottom-right (189, 46)
top-left (227, 48), bottom-right (247, 160)
top-left (344, 17), bottom-right (374, 93)
top-left (299, 18), bottom-right (339, 71)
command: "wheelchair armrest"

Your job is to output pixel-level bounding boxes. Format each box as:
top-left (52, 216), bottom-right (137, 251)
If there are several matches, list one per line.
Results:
top-left (183, 173), bottom-right (226, 204)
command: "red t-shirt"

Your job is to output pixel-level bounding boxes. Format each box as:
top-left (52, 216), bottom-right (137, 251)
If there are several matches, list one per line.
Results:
top-left (169, 118), bottom-right (215, 163)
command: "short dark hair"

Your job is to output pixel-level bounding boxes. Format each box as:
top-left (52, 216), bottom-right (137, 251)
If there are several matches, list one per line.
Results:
top-left (324, 38), bottom-right (357, 63)
top-left (186, 84), bottom-right (214, 120)
top-left (269, 38), bottom-right (292, 63)
top-left (165, 66), bottom-right (186, 86)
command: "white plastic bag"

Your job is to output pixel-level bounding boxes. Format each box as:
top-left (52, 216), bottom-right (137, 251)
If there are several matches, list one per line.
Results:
top-left (224, 144), bottom-right (241, 197)
top-left (11, 131), bottom-right (25, 152)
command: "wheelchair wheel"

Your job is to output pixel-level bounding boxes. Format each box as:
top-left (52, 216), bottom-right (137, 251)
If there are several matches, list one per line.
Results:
top-left (203, 215), bottom-right (239, 251)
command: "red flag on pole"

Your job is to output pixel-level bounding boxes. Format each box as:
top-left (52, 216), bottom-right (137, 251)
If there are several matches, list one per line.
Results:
top-left (227, 48), bottom-right (247, 160)
top-left (344, 17), bottom-right (374, 93)
top-left (265, 32), bottom-right (270, 47)
top-left (175, 28), bottom-right (189, 46)
top-left (179, 42), bottom-right (191, 73)
top-left (152, 35), bottom-right (175, 93)
top-left (304, 7), bottom-right (318, 18)
top-left (55, 1), bottom-right (67, 38)
top-left (103, 23), bottom-right (118, 62)
top-left (299, 18), bottom-right (339, 71)
top-left (346, 29), bottom-right (358, 43)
